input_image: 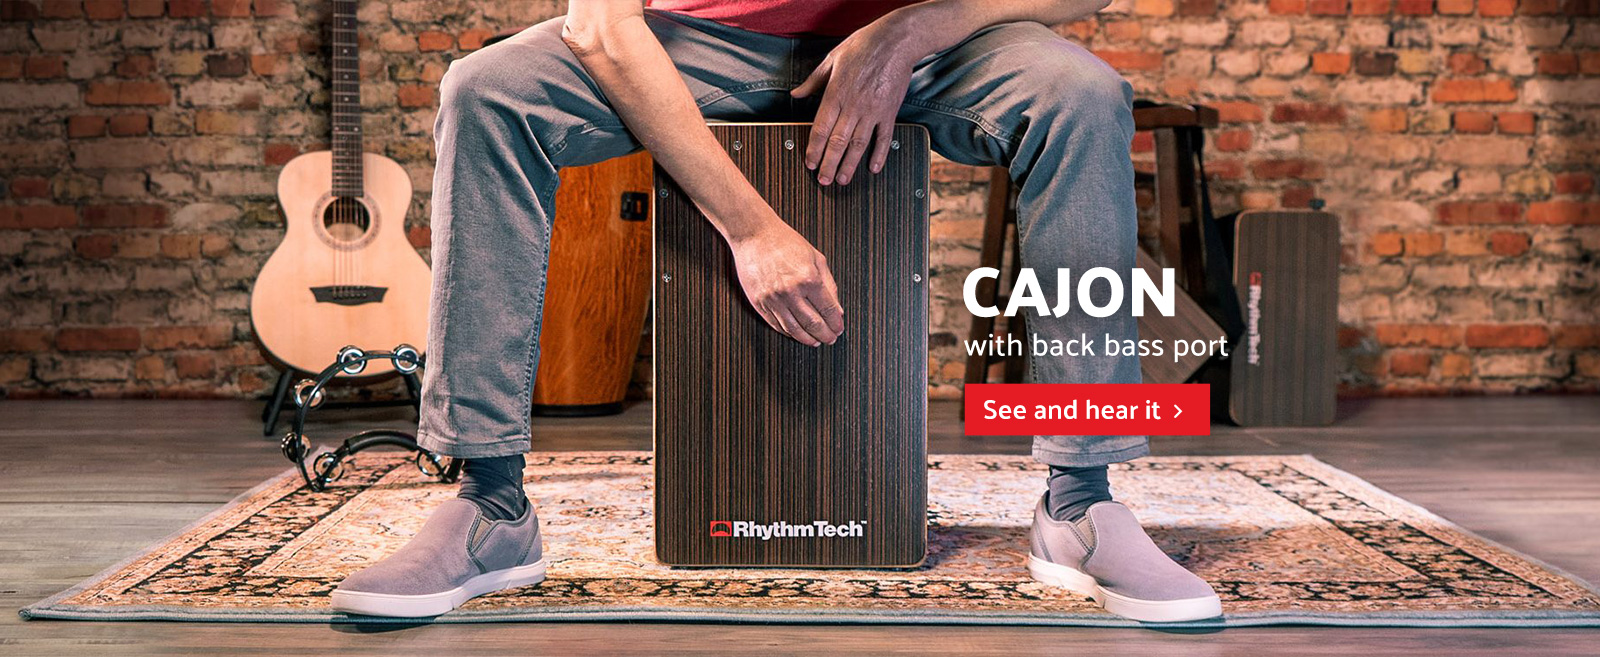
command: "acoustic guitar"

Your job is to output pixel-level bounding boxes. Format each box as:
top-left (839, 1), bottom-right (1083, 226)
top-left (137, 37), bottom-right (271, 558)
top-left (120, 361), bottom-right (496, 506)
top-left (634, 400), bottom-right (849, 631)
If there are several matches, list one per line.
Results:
top-left (250, 0), bottom-right (430, 378)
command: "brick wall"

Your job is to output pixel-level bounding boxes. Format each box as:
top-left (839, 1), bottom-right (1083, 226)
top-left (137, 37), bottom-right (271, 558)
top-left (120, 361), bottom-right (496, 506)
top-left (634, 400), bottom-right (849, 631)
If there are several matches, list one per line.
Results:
top-left (0, 0), bottom-right (1596, 400)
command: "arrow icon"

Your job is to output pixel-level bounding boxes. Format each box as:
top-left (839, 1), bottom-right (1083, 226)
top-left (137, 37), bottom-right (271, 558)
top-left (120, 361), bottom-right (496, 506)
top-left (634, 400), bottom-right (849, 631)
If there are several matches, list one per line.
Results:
top-left (1173, 405), bottom-right (1183, 419)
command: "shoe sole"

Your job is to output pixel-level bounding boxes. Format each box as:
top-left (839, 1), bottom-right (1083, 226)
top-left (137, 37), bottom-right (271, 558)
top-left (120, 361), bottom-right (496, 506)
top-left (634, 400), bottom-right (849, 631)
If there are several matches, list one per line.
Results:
top-left (331, 559), bottom-right (548, 618)
top-left (1028, 555), bottom-right (1222, 623)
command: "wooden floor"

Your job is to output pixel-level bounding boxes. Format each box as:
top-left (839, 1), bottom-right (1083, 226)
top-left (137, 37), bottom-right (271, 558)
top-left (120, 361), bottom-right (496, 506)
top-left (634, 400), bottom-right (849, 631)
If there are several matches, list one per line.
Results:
top-left (2, 397), bottom-right (1598, 655)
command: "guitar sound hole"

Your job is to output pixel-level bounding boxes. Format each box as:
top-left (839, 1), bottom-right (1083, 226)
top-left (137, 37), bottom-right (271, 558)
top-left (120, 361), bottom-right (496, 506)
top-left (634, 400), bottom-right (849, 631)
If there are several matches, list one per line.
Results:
top-left (322, 197), bottom-right (372, 243)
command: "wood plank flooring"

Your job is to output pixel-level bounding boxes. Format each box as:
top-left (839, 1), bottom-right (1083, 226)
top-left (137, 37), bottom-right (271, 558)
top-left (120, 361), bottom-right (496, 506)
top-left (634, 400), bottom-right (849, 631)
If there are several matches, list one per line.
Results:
top-left (2, 397), bottom-right (1598, 655)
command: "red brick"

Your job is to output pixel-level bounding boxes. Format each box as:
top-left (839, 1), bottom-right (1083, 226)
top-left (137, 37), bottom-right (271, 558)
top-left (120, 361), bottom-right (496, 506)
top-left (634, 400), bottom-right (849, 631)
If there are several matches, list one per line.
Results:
top-left (1489, 230), bottom-right (1530, 255)
top-left (1251, 159), bottom-right (1325, 180)
top-left (144, 324), bottom-right (233, 350)
top-left (1309, 0), bottom-right (1349, 14)
top-left (0, 329), bottom-right (54, 352)
top-left (83, 0), bottom-right (124, 19)
top-left (1214, 129), bottom-right (1252, 152)
top-left (1278, 185), bottom-right (1315, 208)
top-left (115, 54), bottom-right (155, 78)
top-left (1363, 108), bottom-right (1408, 132)
top-left (84, 81), bottom-right (172, 106)
top-left (1527, 201), bottom-right (1600, 225)
top-left (75, 234), bottom-right (117, 259)
top-left (67, 115), bottom-right (107, 138)
top-left (127, 0), bottom-right (164, 17)
top-left (10, 177), bottom-right (50, 198)
top-left (1271, 103), bottom-right (1346, 124)
top-left (35, 2), bottom-right (77, 18)
top-left (1453, 111), bottom-right (1493, 133)
top-left (1554, 173), bottom-right (1594, 194)
top-left (1437, 0), bottom-right (1474, 13)
top-left (397, 84), bottom-right (435, 108)
top-left (1215, 101), bottom-right (1264, 123)
top-left (1435, 201), bottom-right (1522, 225)
top-left (253, 0), bottom-right (289, 17)
top-left (407, 225), bottom-right (431, 249)
top-left (168, 0), bottom-right (206, 18)
top-left (1389, 351), bottom-right (1432, 377)
top-left (1312, 52), bottom-right (1352, 75)
top-left (1396, 0), bottom-right (1435, 14)
top-left (108, 113), bottom-right (151, 136)
top-left (0, 55), bottom-right (20, 80)
top-left (57, 327), bottom-right (142, 352)
top-left (173, 352), bottom-right (216, 378)
top-left (1179, 0), bottom-right (1219, 13)
top-left (264, 142), bottom-right (299, 166)
top-left (250, 53), bottom-right (281, 76)
top-left (1432, 78), bottom-right (1518, 103)
top-left (1374, 324), bottom-right (1463, 347)
top-left (1338, 326), bottom-right (1369, 348)
top-left (1370, 231), bottom-right (1404, 256)
top-left (23, 56), bottom-right (64, 79)
top-left (1538, 53), bottom-right (1579, 75)
top-left (1448, 53), bottom-right (1486, 75)
top-left (1465, 324), bottom-right (1550, 348)
top-left (458, 28), bottom-right (493, 51)
top-left (417, 30), bottom-right (453, 52)
top-left (206, 53), bottom-right (248, 77)
top-left (81, 204), bottom-right (169, 228)
top-left (1351, 0), bottom-right (1393, 14)
top-left (212, 0), bottom-right (251, 18)
top-left (0, 205), bottom-right (77, 229)
top-left (1405, 231), bottom-right (1445, 256)
top-left (1553, 325), bottom-right (1600, 348)
top-left (160, 234), bottom-right (202, 258)
top-left (1496, 111), bottom-right (1535, 134)
top-left (1092, 50), bottom-right (1163, 71)
top-left (1131, 132), bottom-right (1154, 153)
top-left (1581, 51), bottom-right (1600, 75)
top-left (1269, 0), bottom-right (1308, 12)
top-left (1479, 0), bottom-right (1517, 15)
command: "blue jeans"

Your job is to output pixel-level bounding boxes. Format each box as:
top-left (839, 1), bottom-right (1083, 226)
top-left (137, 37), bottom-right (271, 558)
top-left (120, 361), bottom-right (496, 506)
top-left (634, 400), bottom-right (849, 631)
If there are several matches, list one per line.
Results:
top-left (418, 11), bottom-right (1146, 467)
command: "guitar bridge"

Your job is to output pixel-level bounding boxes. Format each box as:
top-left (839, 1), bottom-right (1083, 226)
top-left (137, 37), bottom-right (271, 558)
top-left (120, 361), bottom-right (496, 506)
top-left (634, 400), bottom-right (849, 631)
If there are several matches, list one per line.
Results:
top-left (310, 285), bottom-right (388, 306)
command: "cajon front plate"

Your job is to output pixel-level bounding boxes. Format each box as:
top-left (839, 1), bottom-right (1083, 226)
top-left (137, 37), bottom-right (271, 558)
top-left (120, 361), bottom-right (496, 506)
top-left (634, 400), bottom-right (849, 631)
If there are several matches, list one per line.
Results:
top-left (654, 124), bottom-right (929, 567)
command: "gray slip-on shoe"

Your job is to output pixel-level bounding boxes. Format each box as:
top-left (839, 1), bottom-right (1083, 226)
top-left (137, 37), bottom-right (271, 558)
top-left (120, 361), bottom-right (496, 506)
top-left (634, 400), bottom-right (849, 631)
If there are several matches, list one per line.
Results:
top-left (1029, 495), bottom-right (1221, 622)
top-left (332, 498), bottom-right (545, 617)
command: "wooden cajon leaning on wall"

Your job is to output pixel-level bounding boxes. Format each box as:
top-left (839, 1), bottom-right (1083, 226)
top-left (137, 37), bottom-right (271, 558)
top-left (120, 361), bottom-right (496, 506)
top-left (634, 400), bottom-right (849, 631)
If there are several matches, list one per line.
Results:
top-left (654, 124), bottom-right (930, 567)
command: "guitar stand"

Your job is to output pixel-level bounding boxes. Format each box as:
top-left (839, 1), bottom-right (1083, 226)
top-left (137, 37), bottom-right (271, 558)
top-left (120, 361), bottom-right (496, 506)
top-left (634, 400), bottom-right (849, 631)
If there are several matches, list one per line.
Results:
top-left (261, 355), bottom-right (422, 436)
top-left (276, 345), bottom-right (460, 492)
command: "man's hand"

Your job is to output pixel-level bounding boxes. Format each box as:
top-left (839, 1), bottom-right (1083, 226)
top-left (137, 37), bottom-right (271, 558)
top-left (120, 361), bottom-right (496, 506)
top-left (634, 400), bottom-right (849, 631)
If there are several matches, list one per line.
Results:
top-left (791, 17), bottom-right (919, 186)
top-left (727, 220), bottom-right (845, 347)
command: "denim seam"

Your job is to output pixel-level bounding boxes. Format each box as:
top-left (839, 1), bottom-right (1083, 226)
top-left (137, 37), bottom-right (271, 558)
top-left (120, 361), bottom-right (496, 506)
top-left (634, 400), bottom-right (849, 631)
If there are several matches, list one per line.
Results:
top-left (902, 96), bottom-right (1020, 146)
top-left (548, 82), bottom-right (793, 158)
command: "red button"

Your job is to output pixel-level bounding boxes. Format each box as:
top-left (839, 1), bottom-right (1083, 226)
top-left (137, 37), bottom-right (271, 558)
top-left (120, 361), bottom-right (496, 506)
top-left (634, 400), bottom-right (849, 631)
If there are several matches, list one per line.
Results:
top-left (963, 384), bottom-right (1210, 436)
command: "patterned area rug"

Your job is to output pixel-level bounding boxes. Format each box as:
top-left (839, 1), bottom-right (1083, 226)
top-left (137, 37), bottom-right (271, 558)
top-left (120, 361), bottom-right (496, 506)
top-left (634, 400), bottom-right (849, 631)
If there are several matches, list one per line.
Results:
top-left (23, 452), bottom-right (1600, 627)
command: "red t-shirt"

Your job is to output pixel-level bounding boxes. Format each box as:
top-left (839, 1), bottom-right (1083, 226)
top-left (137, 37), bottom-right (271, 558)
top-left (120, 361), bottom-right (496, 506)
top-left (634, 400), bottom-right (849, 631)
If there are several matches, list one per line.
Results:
top-left (648, 0), bottom-right (920, 37)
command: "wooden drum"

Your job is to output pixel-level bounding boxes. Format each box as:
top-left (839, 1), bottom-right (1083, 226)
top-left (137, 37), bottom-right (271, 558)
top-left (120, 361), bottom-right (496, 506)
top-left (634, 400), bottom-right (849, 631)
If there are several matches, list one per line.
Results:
top-left (532, 152), bottom-right (654, 416)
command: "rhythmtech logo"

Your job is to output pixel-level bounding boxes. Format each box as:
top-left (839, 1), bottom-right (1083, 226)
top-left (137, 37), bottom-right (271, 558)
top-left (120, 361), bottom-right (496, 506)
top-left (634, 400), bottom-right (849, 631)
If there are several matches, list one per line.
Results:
top-left (1246, 271), bottom-right (1263, 366)
top-left (709, 520), bottom-right (866, 540)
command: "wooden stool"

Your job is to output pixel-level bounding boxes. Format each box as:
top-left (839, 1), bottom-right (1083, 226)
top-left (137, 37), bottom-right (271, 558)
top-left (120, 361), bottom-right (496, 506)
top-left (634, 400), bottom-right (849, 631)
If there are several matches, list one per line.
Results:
top-left (963, 103), bottom-right (1222, 401)
top-left (654, 124), bottom-right (929, 567)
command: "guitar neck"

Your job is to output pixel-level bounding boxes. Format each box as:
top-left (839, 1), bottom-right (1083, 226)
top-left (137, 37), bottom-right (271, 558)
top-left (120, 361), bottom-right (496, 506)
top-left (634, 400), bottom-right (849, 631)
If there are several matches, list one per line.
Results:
top-left (330, 0), bottom-right (363, 198)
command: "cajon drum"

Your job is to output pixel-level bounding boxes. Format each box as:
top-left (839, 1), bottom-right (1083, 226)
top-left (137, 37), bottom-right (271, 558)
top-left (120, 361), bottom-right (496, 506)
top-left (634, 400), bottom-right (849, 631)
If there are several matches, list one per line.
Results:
top-left (1229, 210), bottom-right (1340, 426)
top-left (654, 124), bottom-right (929, 567)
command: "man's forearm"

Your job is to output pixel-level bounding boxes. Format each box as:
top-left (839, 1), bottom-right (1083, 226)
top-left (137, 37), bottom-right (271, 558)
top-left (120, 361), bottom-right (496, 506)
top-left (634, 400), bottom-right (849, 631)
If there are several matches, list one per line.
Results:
top-left (562, 13), bottom-right (774, 242)
top-left (881, 0), bottom-right (1110, 63)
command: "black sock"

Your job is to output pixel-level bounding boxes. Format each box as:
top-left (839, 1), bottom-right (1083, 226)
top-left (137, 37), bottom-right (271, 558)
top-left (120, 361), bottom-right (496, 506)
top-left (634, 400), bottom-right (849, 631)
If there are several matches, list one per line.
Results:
top-left (457, 454), bottom-right (528, 522)
top-left (1046, 465), bottom-right (1111, 522)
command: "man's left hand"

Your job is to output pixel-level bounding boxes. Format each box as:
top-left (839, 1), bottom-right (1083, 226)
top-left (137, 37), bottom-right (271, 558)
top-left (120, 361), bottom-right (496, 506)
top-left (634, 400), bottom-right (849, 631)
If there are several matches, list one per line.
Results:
top-left (791, 17), bottom-right (919, 186)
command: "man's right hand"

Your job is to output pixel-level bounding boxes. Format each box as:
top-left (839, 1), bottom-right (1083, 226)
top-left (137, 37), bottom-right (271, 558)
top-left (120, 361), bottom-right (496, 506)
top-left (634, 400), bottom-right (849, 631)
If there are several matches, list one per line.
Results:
top-left (726, 219), bottom-right (845, 347)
